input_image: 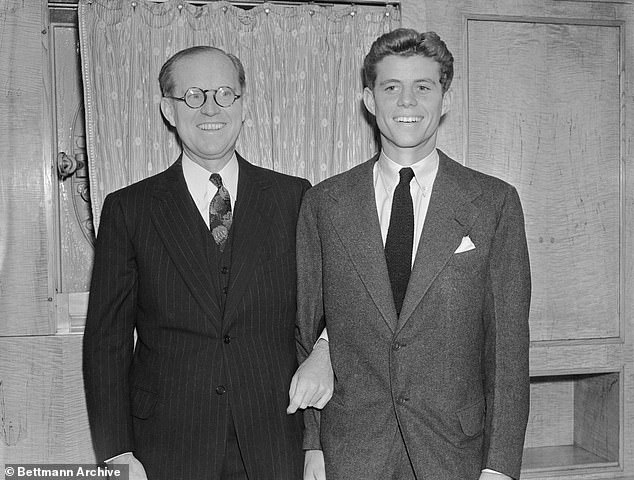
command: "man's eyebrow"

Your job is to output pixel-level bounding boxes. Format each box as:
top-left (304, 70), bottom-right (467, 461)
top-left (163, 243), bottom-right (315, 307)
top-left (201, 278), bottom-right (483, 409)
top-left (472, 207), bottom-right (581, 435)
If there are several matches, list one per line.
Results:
top-left (377, 78), bottom-right (402, 86)
top-left (377, 77), bottom-right (438, 85)
top-left (412, 77), bottom-right (439, 85)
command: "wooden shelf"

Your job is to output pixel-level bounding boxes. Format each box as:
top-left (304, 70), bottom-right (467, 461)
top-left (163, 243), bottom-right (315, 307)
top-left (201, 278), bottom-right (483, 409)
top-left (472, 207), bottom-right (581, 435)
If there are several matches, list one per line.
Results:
top-left (522, 445), bottom-right (618, 473)
top-left (522, 373), bottom-right (620, 475)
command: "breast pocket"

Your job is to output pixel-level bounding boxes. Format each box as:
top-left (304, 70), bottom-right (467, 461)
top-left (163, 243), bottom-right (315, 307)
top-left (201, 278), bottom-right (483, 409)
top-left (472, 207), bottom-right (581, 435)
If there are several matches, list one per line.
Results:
top-left (444, 245), bottom-right (487, 279)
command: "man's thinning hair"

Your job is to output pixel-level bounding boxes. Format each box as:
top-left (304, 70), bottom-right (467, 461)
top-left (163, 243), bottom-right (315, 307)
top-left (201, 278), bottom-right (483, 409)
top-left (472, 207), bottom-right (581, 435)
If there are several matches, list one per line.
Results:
top-left (362, 28), bottom-right (454, 93)
top-left (158, 45), bottom-right (246, 96)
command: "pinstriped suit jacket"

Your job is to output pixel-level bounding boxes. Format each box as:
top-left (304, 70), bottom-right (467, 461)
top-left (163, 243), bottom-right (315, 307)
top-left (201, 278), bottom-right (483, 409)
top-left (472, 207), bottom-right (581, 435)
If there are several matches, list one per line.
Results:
top-left (83, 154), bottom-right (310, 480)
top-left (296, 151), bottom-right (531, 480)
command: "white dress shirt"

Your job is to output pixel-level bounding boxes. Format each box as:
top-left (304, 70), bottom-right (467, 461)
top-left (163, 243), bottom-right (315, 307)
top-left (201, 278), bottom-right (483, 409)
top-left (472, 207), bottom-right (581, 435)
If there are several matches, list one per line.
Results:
top-left (182, 153), bottom-right (239, 228)
top-left (374, 149), bottom-right (438, 265)
top-left (317, 150), bottom-right (504, 478)
top-left (317, 150), bottom-right (437, 339)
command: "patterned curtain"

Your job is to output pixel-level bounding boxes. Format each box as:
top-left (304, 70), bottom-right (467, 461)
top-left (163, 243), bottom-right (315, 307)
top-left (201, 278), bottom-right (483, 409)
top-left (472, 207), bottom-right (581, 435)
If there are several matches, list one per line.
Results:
top-left (78, 0), bottom-right (400, 230)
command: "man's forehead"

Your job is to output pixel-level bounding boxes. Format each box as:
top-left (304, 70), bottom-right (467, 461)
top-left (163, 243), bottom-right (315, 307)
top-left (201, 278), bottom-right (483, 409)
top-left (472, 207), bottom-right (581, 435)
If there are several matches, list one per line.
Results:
top-left (173, 51), bottom-right (238, 83)
top-left (174, 50), bottom-right (227, 70)
top-left (376, 54), bottom-right (441, 80)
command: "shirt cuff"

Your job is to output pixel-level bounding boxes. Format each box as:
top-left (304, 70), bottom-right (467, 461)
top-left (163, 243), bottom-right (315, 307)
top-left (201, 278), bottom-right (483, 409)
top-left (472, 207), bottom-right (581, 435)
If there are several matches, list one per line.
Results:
top-left (104, 452), bottom-right (132, 463)
top-left (316, 327), bottom-right (329, 344)
top-left (482, 469), bottom-right (505, 475)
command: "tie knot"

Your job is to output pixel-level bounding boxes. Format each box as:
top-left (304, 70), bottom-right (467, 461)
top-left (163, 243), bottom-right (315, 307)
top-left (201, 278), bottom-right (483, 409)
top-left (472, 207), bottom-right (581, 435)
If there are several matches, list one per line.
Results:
top-left (210, 173), bottom-right (223, 188)
top-left (398, 167), bottom-right (414, 185)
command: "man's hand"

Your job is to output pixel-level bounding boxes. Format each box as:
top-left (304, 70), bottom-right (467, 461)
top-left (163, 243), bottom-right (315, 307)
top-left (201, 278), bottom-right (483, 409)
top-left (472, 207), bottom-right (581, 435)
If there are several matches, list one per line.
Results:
top-left (479, 472), bottom-right (512, 480)
top-left (107, 453), bottom-right (148, 480)
top-left (303, 449), bottom-right (326, 480)
top-left (287, 339), bottom-right (333, 414)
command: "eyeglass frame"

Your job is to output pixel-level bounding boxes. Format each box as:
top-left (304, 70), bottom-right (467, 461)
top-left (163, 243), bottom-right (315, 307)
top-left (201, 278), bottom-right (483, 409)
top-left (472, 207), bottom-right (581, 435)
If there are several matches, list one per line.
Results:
top-left (164, 86), bottom-right (242, 109)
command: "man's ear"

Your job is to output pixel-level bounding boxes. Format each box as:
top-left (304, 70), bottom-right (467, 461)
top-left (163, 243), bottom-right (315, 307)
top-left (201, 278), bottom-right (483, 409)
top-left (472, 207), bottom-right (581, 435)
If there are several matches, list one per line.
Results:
top-left (160, 97), bottom-right (176, 127)
top-left (441, 88), bottom-right (453, 116)
top-left (362, 87), bottom-right (376, 116)
top-left (241, 91), bottom-right (248, 123)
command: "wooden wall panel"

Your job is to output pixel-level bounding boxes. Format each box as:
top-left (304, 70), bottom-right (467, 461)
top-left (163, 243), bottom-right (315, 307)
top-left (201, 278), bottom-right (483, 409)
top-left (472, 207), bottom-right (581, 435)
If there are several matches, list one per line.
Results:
top-left (466, 18), bottom-right (621, 342)
top-left (0, 1), bottom-right (52, 335)
top-left (525, 377), bottom-right (574, 449)
top-left (574, 373), bottom-right (620, 463)
top-left (0, 336), bottom-right (95, 463)
top-left (399, 0), bottom-right (621, 162)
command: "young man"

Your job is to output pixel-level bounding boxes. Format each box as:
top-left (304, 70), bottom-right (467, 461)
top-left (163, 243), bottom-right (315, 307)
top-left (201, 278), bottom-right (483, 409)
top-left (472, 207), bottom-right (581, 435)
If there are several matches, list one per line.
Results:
top-left (295, 29), bottom-right (531, 480)
top-left (84, 46), bottom-right (316, 480)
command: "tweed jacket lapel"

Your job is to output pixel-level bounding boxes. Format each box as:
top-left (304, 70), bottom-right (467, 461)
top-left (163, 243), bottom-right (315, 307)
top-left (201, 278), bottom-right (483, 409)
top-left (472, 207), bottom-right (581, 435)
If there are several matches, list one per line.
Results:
top-left (150, 156), bottom-right (222, 320)
top-left (328, 155), bottom-right (399, 333)
top-left (222, 155), bottom-right (275, 325)
top-left (396, 151), bottom-right (481, 332)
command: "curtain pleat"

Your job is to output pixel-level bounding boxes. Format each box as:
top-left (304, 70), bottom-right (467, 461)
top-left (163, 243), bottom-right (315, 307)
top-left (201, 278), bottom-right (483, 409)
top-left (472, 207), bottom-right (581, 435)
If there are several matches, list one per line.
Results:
top-left (79, 0), bottom-right (400, 230)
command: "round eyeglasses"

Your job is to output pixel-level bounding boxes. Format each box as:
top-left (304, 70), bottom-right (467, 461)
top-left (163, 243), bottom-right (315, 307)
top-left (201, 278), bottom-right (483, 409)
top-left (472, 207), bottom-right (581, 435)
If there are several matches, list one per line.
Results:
top-left (165, 86), bottom-right (241, 109)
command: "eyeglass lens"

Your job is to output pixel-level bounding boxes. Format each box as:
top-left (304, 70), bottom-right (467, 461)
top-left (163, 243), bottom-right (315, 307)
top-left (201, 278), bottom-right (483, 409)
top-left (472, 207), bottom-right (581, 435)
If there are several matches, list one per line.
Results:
top-left (184, 87), bottom-right (237, 108)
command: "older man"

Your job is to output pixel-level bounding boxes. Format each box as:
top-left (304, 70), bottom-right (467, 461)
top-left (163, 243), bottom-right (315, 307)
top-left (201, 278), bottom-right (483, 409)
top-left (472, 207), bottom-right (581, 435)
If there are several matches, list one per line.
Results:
top-left (84, 46), bottom-right (314, 480)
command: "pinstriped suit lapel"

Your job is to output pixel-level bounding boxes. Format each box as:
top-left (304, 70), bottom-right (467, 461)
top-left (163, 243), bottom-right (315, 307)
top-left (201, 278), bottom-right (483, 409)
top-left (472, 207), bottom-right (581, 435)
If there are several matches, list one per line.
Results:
top-left (150, 158), bottom-right (222, 320)
top-left (222, 156), bottom-right (273, 325)
top-left (396, 152), bottom-right (481, 332)
top-left (328, 156), bottom-right (398, 333)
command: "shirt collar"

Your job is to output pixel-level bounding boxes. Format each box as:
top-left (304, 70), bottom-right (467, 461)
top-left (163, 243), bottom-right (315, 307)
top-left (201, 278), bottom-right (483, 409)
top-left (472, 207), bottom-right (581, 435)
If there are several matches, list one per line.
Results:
top-left (182, 153), bottom-right (239, 206)
top-left (376, 149), bottom-right (439, 196)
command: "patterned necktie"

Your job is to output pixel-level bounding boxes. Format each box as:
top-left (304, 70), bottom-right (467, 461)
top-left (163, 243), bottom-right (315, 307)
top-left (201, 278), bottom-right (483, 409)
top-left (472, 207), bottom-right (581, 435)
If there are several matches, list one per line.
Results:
top-left (209, 173), bottom-right (232, 252)
top-left (385, 167), bottom-right (415, 317)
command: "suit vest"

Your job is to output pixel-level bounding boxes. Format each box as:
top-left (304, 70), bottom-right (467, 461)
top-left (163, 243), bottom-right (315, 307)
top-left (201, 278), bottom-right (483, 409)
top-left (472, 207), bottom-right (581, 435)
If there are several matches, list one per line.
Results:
top-left (201, 217), bottom-right (233, 316)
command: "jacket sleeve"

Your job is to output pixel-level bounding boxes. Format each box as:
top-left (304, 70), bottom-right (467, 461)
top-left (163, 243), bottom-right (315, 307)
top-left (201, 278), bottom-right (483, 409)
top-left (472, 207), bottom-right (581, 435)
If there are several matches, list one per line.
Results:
top-left (482, 185), bottom-right (531, 479)
top-left (83, 193), bottom-right (137, 461)
top-left (295, 189), bottom-right (327, 450)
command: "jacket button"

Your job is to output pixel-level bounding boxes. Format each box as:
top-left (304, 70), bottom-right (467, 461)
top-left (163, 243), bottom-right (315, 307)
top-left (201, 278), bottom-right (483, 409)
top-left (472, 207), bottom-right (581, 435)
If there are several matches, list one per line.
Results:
top-left (392, 342), bottom-right (401, 351)
top-left (221, 266), bottom-right (229, 274)
top-left (223, 335), bottom-right (231, 344)
top-left (222, 286), bottom-right (228, 294)
top-left (216, 385), bottom-right (226, 395)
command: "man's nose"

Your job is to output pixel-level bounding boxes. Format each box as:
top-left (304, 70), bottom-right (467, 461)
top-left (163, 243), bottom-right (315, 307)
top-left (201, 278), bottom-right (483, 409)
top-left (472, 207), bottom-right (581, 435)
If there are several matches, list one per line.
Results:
top-left (200, 94), bottom-right (220, 115)
top-left (398, 88), bottom-right (417, 107)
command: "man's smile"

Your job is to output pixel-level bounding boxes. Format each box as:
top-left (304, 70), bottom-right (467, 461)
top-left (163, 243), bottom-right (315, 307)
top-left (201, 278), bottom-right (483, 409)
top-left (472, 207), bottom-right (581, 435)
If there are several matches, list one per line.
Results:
top-left (197, 122), bottom-right (226, 131)
top-left (394, 116), bottom-right (423, 123)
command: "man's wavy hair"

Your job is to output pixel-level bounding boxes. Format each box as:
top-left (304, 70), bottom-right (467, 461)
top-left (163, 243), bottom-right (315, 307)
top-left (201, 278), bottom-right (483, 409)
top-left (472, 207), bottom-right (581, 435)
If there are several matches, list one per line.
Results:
top-left (362, 28), bottom-right (454, 93)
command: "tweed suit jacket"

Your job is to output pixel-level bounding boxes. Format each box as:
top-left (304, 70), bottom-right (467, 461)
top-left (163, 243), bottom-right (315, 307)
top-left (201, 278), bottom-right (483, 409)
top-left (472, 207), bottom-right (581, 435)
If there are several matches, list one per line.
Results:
top-left (296, 150), bottom-right (531, 480)
top-left (83, 154), bottom-right (310, 480)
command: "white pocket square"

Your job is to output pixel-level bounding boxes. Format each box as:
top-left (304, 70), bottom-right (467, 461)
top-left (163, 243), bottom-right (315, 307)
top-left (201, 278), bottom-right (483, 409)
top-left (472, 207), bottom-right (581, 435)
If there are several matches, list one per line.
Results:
top-left (454, 235), bottom-right (475, 254)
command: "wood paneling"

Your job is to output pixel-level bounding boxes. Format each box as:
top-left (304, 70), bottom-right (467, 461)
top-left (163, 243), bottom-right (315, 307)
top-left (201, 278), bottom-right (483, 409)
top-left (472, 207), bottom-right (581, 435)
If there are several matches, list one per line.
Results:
top-left (466, 18), bottom-right (621, 342)
top-left (525, 377), bottom-right (575, 448)
top-left (0, 0), bottom-right (52, 335)
top-left (574, 373), bottom-right (619, 463)
top-left (523, 373), bottom-right (620, 473)
top-left (0, 335), bottom-right (94, 463)
top-left (0, 0), bottom-right (92, 467)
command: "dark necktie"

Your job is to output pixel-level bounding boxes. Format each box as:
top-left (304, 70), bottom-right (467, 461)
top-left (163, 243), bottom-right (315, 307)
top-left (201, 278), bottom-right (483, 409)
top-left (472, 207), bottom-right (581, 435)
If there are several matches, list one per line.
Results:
top-left (209, 173), bottom-right (232, 252)
top-left (385, 167), bottom-right (415, 316)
